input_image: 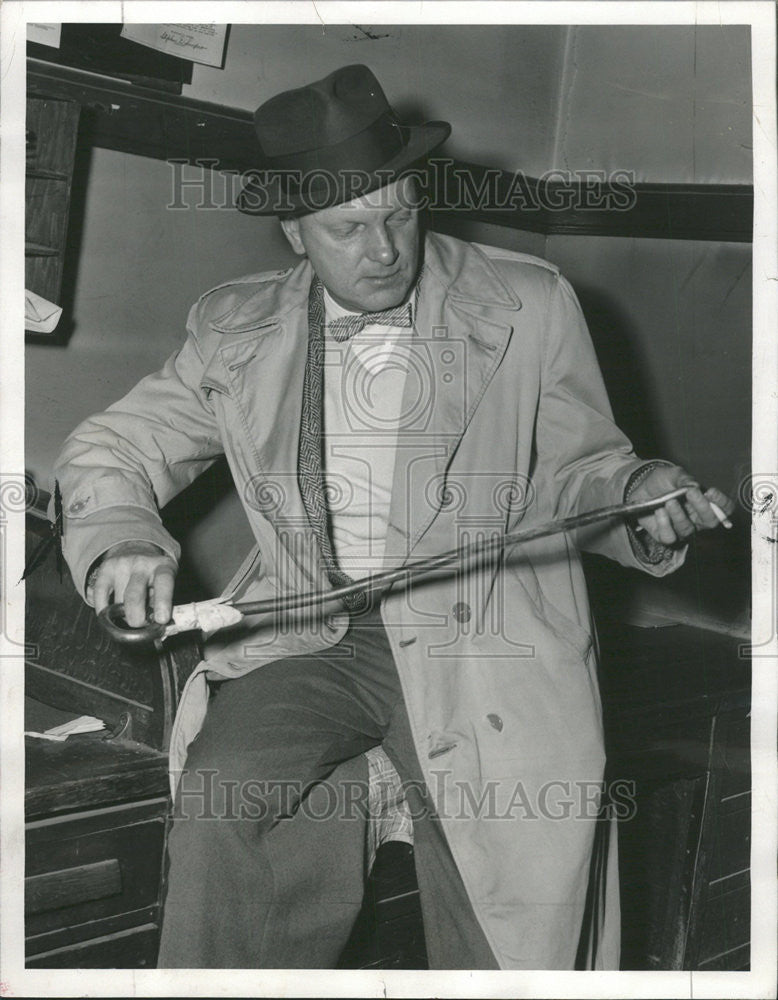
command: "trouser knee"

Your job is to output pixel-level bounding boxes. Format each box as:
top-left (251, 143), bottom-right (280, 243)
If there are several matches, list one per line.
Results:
top-left (172, 761), bottom-right (306, 826)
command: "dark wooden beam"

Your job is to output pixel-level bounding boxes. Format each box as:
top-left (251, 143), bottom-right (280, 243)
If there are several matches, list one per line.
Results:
top-left (28, 58), bottom-right (753, 243)
top-left (431, 160), bottom-right (753, 243)
top-left (28, 58), bottom-right (258, 174)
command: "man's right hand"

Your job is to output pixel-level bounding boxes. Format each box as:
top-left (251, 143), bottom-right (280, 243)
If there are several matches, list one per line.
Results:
top-left (89, 540), bottom-right (178, 628)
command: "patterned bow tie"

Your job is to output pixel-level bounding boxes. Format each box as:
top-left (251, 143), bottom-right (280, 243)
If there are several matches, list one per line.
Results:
top-left (327, 302), bottom-right (413, 342)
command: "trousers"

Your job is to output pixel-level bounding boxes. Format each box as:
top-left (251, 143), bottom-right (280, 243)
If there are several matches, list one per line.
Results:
top-left (157, 601), bottom-right (499, 969)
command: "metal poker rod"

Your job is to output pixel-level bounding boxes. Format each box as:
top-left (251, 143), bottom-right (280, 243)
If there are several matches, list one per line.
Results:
top-left (98, 487), bottom-right (691, 645)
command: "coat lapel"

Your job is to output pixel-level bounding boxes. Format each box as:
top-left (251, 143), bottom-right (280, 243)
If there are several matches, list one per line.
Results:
top-left (199, 261), bottom-right (327, 590)
top-left (384, 234), bottom-right (522, 566)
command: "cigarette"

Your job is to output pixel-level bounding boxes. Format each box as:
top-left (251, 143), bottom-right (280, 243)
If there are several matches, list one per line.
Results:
top-left (709, 500), bottom-right (733, 529)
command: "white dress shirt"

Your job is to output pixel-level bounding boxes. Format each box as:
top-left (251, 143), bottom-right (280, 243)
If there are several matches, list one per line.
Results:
top-left (322, 287), bottom-right (415, 579)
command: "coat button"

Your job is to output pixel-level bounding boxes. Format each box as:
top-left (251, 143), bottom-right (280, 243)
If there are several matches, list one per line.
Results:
top-left (487, 713), bottom-right (503, 732)
top-left (452, 602), bottom-right (471, 623)
top-left (324, 616), bottom-right (339, 633)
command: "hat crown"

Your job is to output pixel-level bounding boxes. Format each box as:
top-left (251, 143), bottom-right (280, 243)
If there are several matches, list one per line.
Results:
top-left (255, 64), bottom-right (392, 159)
top-left (238, 64), bottom-right (451, 215)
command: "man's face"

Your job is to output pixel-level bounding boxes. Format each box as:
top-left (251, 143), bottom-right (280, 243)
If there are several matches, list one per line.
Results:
top-left (281, 176), bottom-right (421, 313)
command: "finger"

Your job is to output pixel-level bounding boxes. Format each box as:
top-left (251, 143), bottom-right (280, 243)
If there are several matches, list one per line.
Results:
top-left (683, 487), bottom-right (721, 530)
top-left (676, 486), bottom-right (710, 528)
top-left (110, 562), bottom-right (132, 611)
top-left (705, 486), bottom-right (737, 518)
top-left (651, 506), bottom-right (678, 546)
top-left (123, 570), bottom-right (152, 628)
top-left (665, 498), bottom-right (696, 539)
top-left (682, 502), bottom-right (706, 529)
top-left (636, 511), bottom-right (668, 544)
top-left (92, 567), bottom-right (114, 614)
top-left (151, 564), bottom-right (176, 624)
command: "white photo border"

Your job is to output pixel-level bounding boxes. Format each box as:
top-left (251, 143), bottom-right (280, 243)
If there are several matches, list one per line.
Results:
top-left (1, 2), bottom-right (775, 997)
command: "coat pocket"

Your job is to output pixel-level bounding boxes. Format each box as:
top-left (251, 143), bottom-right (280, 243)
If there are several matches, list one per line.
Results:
top-left (507, 558), bottom-right (593, 662)
top-left (535, 591), bottom-right (593, 662)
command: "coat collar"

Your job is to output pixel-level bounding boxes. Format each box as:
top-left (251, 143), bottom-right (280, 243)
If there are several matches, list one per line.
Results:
top-left (383, 234), bottom-right (521, 564)
top-left (421, 231), bottom-right (522, 312)
top-left (204, 231), bottom-right (521, 338)
top-left (207, 258), bottom-right (311, 336)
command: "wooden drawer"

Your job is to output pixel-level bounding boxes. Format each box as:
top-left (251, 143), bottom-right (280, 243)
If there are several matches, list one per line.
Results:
top-left (26, 798), bottom-right (167, 950)
top-left (27, 923), bottom-right (159, 968)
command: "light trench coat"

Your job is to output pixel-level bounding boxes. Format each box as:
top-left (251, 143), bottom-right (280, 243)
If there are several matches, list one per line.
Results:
top-left (55, 231), bottom-right (684, 969)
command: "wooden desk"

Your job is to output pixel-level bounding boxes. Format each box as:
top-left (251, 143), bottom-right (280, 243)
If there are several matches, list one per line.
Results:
top-left (23, 517), bottom-right (190, 968)
top-left (598, 620), bottom-right (751, 971)
top-left (25, 725), bottom-right (169, 967)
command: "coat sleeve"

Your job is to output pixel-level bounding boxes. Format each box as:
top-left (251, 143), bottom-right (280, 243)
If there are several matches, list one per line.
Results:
top-left (531, 271), bottom-right (685, 575)
top-left (53, 306), bottom-right (224, 600)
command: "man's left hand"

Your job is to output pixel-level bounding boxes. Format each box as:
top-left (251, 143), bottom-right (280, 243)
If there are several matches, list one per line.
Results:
top-left (630, 464), bottom-right (736, 547)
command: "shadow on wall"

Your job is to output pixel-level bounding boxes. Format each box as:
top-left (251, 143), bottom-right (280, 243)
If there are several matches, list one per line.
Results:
top-left (161, 458), bottom-right (250, 601)
top-left (574, 283), bottom-right (664, 460)
top-left (580, 293), bottom-right (751, 635)
top-left (577, 280), bottom-right (749, 632)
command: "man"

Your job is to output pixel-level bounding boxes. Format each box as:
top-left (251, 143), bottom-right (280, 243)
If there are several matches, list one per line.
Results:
top-left (54, 65), bottom-right (734, 970)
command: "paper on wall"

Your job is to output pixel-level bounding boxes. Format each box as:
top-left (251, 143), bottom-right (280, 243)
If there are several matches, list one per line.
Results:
top-left (28, 24), bottom-right (62, 48)
top-left (120, 23), bottom-right (227, 68)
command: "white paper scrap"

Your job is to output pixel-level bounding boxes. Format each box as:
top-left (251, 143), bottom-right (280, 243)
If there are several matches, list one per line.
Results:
top-left (25, 289), bottom-right (63, 334)
top-left (162, 598), bottom-right (244, 640)
top-left (25, 716), bottom-right (106, 741)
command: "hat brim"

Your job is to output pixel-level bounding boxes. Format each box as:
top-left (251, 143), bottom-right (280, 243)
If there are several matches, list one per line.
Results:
top-left (236, 121), bottom-right (451, 216)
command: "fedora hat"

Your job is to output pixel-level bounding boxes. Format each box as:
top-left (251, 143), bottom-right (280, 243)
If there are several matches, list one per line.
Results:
top-left (237, 64), bottom-right (451, 216)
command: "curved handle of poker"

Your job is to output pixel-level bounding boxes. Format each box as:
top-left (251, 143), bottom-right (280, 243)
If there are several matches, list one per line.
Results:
top-left (98, 603), bottom-right (167, 645)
